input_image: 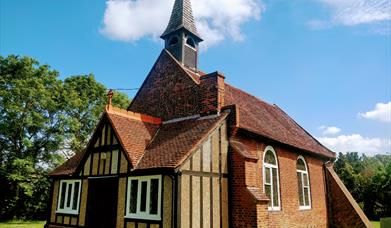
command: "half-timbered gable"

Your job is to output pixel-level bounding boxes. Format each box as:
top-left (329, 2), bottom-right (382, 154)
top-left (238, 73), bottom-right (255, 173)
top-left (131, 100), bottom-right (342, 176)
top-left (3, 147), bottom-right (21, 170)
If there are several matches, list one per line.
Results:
top-left (48, 107), bottom-right (162, 228)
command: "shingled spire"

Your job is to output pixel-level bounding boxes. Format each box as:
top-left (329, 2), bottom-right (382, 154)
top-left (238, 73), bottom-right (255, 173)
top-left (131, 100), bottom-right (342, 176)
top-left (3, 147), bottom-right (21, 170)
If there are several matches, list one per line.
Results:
top-left (161, 0), bottom-right (203, 70)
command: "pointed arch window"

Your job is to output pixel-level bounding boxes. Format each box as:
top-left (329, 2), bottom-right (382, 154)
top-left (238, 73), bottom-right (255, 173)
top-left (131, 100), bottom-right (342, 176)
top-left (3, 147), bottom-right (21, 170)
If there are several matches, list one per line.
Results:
top-left (297, 156), bottom-right (311, 210)
top-left (263, 146), bottom-right (281, 211)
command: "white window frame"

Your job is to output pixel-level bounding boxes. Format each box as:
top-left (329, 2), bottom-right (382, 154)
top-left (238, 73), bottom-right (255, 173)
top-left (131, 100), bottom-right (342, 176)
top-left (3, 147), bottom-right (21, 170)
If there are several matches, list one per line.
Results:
top-left (56, 180), bottom-right (82, 215)
top-left (126, 175), bottom-right (162, 221)
top-left (262, 146), bottom-right (281, 211)
top-left (297, 156), bottom-right (312, 210)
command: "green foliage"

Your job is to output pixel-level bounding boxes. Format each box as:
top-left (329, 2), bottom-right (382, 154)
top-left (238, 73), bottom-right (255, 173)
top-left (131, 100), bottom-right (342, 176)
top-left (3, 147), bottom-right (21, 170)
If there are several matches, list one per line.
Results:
top-left (334, 152), bottom-right (391, 220)
top-left (0, 221), bottom-right (45, 228)
top-left (0, 55), bottom-right (131, 220)
top-left (62, 75), bottom-right (129, 153)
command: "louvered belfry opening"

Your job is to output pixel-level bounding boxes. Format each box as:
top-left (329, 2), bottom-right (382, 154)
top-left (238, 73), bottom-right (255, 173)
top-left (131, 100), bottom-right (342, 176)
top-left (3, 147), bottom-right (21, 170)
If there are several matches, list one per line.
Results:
top-left (161, 0), bottom-right (203, 70)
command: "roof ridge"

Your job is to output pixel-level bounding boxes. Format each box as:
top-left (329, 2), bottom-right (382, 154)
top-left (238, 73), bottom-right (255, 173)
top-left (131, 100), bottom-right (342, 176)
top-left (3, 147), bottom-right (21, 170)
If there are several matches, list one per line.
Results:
top-left (164, 49), bottom-right (201, 83)
top-left (134, 127), bottom-right (162, 170)
top-left (273, 105), bottom-right (335, 155)
top-left (106, 105), bottom-right (161, 125)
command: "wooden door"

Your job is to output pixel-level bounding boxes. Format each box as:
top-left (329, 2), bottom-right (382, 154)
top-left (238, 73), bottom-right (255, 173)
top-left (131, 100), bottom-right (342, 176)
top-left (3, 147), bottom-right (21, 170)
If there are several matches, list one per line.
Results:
top-left (86, 177), bottom-right (119, 228)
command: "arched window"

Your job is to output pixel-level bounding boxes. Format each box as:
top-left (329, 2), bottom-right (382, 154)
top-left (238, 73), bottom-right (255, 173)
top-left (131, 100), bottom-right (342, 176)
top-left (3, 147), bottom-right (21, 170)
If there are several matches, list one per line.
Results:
top-left (186, 37), bottom-right (196, 48)
top-left (169, 36), bottom-right (179, 46)
top-left (297, 156), bottom-right (311, 210)
top-left (263, 146), bottom-right (280, 211)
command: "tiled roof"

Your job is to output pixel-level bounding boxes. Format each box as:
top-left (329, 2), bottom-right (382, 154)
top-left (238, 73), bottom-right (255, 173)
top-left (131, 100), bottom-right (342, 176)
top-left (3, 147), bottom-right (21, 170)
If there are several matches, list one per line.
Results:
top-left (50, 150), bottom-right (86, 176)
top-left (161, 0), bottom-right (201, 39)
top-left (107, 111), bottom-right (160, 168)
top-left (136, 114), bottom-right (228, 170)
top-left (224, 84), bottom-right (335, 158)
top-left (247, 187), bottom-right (270, 202)
top-left (50, 107), bottom-right (227, 176)
top-left (230, 140), bottom-right (259, 160)
top-left (50, 107), bottom-right (161, 176)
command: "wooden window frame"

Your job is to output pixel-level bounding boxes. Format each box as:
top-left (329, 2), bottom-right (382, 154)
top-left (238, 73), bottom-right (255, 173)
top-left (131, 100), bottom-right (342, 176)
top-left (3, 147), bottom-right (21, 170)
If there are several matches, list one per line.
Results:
top-left (126, 175), bottom-right (162, 221)
top-left (56, 180), bottom-right (82, 215)
top-left (297, 156), bottom-right (311, 210)
top-left (262, 146), bottom-right (281, 211)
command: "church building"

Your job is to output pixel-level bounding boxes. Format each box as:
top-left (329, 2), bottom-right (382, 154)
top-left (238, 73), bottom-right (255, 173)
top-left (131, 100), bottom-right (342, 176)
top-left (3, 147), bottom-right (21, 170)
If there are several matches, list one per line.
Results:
top-left (46, 0), bottom-right (372, 227)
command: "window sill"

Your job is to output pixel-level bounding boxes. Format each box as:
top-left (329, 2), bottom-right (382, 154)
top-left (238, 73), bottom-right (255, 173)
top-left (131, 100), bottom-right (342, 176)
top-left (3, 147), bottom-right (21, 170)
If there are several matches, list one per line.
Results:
top-left (267, 207), bottom-right (281, 212)
top-left (299, 206), bottom-right (312, 211)
top-left (56, 210), bottom-right (79, 215)
top-left (125, 214), bottom-right (161, 221)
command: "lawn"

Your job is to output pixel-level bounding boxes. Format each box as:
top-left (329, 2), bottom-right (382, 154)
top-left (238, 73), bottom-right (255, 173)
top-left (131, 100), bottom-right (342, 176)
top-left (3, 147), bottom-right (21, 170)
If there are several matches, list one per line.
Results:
top-left (371, 221), bottom-right (380, 228)
top-left (0, 221), bottom-right (45, 228)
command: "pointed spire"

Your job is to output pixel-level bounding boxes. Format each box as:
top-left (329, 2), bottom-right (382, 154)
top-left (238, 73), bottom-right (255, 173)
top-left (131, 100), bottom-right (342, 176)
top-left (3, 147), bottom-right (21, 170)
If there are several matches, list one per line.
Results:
top-left (161, 0), bottom-right (202, 41)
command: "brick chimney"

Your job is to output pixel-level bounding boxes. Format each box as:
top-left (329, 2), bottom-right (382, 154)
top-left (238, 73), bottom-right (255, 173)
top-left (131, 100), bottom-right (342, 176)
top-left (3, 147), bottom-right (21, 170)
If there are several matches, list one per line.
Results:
top-left (199, 71), bottom-right (225, 115)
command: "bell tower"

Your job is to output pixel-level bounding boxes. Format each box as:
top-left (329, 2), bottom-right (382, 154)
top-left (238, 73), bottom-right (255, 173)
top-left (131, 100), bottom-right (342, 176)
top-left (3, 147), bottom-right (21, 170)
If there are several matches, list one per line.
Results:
top-left (161, 0), bottom-right (203, 70)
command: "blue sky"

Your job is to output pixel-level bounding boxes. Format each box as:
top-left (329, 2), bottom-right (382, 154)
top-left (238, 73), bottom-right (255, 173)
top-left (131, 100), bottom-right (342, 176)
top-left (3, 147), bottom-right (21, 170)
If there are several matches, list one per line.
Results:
top-left (1, 0), bottom-right (390, 155)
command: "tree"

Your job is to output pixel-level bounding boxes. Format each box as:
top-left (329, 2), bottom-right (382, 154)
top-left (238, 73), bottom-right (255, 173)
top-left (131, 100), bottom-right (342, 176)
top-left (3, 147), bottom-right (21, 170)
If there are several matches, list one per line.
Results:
top-left (0, 55), bottom-right (66, 220)
top-left (0, 55), bottom-right (131, 220)
top-left (334, 152), bottom-right (391, 220)
top-left (61, 75), bottom-right (130, 156)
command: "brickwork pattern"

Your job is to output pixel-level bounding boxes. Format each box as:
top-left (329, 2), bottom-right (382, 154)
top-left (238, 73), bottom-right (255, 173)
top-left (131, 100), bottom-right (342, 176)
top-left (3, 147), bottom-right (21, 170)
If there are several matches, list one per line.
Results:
top-left (230, 134), bottom-right (329, 228)
top-left (129, 51), bottom-right (225, 121)
top-left (325, 165), bottom-right (372, 228)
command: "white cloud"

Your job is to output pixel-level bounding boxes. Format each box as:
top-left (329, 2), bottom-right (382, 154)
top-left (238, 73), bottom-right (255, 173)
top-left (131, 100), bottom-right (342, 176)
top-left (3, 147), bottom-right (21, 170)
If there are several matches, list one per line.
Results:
top-left (310, 0), bottom-right (391, 32)
top-left (319, 125), bottom-right (342, 135)
top-left (318, 134), bottom-right (391, 156)
top-left (359, 102), bottom-right (391, 123)
top-left (100, 0), bottom-right (264, 49)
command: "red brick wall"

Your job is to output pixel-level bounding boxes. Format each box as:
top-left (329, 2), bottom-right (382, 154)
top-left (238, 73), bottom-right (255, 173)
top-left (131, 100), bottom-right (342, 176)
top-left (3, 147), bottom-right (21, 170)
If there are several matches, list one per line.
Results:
top-left (266, 145), bottom-right (328, 228)
top-left (129, 51), bottom-right (201, 120)
top-left (129, 50), bottom-right (225, 121)
top-left (230, 134), bottom-right (329, 228)
top-left (325, 165), bottom-right (372, 228)
top-left (230, 147), bottom-right (258, 228)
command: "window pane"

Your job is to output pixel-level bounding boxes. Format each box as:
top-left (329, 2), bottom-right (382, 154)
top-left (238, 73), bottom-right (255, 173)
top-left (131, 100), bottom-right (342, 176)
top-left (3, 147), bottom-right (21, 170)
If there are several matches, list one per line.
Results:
top-left (265, 167), bottom-right (271, 184)
top-left (140, 181), bottom-right (148, 212)
top-left (272, 168), bottom-right (279, 207)
top-left (265, 185), bottom-right (271, 207)
top-left (304, 187), bottom-right (310, 206)
top-left (265, 151), bottom-right (276, 165)
top-left (297, 158), bottom-right (306, 171)
top-left (60, 182), bottom-right (67, 209)
top-left (149, 179), bottom-right (159, 215)
top-left (129, 180), bottom-right (138, 214)
top-left (297, 173), bottom-right (304, 206)
top-left (72, 182), bottom-right (80, 210)
top-left (303, 173), bottom-right (309, 187)
top-left (66, 183), bottom-right (72, 208)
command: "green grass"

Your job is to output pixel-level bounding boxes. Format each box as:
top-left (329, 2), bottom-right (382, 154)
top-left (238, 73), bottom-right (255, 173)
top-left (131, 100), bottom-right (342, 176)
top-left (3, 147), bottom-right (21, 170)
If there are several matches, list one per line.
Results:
top-left (0, 221), bottom-right (45, 228)
top-left (371, 221), bottom-right (380, 228)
